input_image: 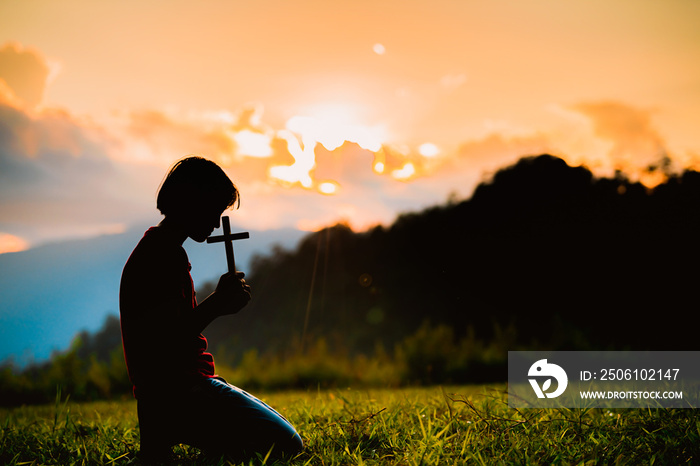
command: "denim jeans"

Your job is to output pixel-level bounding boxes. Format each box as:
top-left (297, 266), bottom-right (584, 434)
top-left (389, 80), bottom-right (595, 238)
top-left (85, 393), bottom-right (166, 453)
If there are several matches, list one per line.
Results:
top-left (138, 377), bottom-right (303, 462)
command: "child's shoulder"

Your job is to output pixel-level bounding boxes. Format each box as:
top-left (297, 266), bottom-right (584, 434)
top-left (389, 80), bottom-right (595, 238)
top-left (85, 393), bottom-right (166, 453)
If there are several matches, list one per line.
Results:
top-left (128, 227), bottom-right (187, 268)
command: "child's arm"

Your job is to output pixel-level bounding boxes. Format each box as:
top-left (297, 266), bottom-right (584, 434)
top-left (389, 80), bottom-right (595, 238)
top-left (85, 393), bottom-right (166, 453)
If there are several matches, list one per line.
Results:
top-left (189, 271), bottom-right (251, 334)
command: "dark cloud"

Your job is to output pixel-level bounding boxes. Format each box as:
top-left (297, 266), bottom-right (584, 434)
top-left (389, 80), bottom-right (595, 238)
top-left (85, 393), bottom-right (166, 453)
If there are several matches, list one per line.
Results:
top-left (0, 95), bottom-right (155, 244)
top-left (0, 43), bottom-right (118, 226)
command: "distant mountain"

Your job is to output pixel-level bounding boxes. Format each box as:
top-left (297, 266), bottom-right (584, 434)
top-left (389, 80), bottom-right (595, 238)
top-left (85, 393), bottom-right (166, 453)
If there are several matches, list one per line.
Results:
top-left (0, 222), bottom-right (305, 365)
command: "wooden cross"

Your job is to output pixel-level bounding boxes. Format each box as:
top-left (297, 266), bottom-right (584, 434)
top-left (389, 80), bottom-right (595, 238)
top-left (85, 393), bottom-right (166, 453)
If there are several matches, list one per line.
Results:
top-left (206, 216), bottom-right (249, 273)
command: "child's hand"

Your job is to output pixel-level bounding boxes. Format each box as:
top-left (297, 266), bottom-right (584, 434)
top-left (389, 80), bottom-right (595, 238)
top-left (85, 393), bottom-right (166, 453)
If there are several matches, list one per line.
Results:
top-left (214, 271), bottom-right (251, 315)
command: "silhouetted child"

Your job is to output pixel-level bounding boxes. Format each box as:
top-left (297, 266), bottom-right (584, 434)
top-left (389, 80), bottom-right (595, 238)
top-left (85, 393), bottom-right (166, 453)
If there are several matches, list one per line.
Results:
top-left (120, 156), bottom-right (303, 463)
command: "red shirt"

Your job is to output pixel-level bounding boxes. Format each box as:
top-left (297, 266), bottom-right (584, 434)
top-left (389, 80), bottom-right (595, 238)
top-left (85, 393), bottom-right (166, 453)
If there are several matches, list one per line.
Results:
top-left (119, 227), bottom-right (215, 398)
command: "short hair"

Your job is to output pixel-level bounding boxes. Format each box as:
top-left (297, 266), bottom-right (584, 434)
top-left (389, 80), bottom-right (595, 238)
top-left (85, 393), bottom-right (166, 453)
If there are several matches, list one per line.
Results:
top-left (156, 156), bottom-right (239, 217)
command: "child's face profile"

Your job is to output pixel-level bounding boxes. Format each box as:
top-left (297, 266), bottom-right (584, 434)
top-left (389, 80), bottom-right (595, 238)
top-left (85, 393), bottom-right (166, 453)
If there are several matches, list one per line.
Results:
top-left (184, 202), bottom-right (226, 243)
top-left (158, 158), bottom-right (238, 243)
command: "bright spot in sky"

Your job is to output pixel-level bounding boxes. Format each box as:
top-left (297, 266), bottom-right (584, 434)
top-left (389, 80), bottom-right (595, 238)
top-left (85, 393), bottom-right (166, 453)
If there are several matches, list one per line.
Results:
top-left (269, 129), bottom-right (315, 188)
top-left (373, 43), bottom-right (386, 55)
top-left (372, 148), bottom-right (387, 174)
top-left (287, 116), bottom-right (344, 152)
top-left (264, 102), bottom-right (386, 189)
top-left (232, 129), bottom-right (272, 157)
top-left (318, 181), bottom-right (339, 195)
top-left (287, 105), bottom-right (383, 152)
top-left (392, 162), bottom-right (416, 180)
top-left (418, 143), bottom-right (440, 157)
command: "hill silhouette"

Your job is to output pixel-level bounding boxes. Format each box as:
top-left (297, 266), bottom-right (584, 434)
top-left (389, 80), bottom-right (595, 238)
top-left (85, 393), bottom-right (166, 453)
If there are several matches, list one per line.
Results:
top-left (204, 154), bottom-right (700, 359)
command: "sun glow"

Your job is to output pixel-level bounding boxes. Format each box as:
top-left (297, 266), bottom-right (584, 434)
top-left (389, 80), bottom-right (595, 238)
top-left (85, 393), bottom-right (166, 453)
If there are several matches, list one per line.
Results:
top-left (267, 103), bottom-right (385, 189)
top-left (0, 233), bottom-right (30, 254)
top-left (286, 114), bottom-right (383, 153)
top-left (218, 102), bottom-right (449, 192)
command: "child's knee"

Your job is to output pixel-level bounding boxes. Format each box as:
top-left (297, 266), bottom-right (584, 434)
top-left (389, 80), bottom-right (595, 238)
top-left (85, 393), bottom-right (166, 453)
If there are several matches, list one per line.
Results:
top-left (278, 429), bottom-right (303, 456)
top-left (254, 421), bottom-right (303, 458)
top-left (289, 431), bottom-right (304, 455)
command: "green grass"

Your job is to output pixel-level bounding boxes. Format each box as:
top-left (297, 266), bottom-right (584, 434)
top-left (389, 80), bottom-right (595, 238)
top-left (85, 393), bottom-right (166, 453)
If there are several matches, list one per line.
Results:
top-left (2, 385), bottom-right (699, 465)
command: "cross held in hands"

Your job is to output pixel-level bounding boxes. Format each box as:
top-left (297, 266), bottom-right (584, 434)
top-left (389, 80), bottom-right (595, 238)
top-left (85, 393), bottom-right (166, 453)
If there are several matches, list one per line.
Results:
top-left (206, 216), bottom-right (249, 273)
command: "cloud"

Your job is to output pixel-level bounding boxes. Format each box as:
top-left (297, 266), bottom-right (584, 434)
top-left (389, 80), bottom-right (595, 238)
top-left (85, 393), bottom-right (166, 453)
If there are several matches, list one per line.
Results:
top-left (126, 109), bottom-right (225, 160)
top-left (570, 101), bottom-right (669, 171)
top-left (0, 42), bottom-right (144, 247)
top-left (456, 133), bottom-right (551, 171)
top-left (0, 42), bottom-right (52, 108)
top-left (7, 80), bottom-right (664, 250)
top-left (8, 39), bottom-right (681, 247)
top-left (363, 132), bottom-right (552, 212)
top-left (0, 80), bottom-right (159, 246)
top-left (42, 95), bottom-right (570, 235)
top-left (112, 100), bottom-right (689, 234)
top-left (121, 106), bottom-right (294, 183)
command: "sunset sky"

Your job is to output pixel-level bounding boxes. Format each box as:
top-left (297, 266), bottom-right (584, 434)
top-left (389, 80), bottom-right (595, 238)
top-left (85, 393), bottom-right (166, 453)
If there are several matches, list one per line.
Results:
top-left (1, 0), bottom-right (699, 252)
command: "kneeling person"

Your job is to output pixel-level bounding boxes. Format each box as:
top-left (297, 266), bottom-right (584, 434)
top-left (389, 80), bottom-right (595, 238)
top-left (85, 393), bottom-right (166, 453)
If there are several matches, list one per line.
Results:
top-left (119, 156), bottom-right (303, 462)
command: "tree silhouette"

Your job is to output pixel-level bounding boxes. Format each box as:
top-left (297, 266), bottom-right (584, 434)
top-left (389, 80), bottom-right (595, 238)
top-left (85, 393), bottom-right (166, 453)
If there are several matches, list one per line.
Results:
top-left (207, 154), bottom-right (700, 357)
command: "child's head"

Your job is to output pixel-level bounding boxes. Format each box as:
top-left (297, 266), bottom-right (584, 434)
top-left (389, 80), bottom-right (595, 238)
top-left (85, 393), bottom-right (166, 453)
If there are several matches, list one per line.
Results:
top-left (157, 156), bottom-right (239, 239)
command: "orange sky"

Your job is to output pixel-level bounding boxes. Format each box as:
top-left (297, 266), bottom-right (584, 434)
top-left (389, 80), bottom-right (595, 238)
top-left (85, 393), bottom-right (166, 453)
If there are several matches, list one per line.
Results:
top-left (1, 0), bottom-right (699, 251)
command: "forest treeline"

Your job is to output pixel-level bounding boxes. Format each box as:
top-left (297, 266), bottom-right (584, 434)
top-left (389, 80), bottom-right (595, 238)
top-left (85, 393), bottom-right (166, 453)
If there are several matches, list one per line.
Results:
top-left (207, 153), bottom-right (700, 355)
top-left (3, 154), bottom-right (700, 405)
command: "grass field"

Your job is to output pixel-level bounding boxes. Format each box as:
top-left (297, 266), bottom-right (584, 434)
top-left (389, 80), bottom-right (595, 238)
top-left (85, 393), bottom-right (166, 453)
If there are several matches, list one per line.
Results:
top-left (1, 384), bottom-right (699, 465)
